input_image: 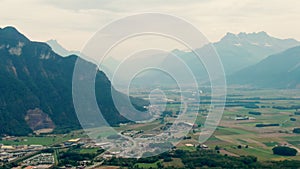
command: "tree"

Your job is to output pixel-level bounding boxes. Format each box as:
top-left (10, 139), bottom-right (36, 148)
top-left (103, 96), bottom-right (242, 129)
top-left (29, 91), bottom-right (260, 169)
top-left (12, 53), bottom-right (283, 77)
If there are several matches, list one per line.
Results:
top-left (240, 156), bottom-right (257, 164)
top-left (293, 128), bottom-right (300, 134)
top-left (164, 157), bottom-right (172, 162)
top-left (272, 146), bottom-right (297, 156)
top-left (157, 162), bottom-right (163, 168)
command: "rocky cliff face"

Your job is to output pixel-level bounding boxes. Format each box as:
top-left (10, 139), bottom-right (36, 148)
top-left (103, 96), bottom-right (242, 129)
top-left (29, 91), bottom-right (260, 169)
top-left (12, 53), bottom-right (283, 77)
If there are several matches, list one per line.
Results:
top-left (25, 108), bottom-right (55, 133)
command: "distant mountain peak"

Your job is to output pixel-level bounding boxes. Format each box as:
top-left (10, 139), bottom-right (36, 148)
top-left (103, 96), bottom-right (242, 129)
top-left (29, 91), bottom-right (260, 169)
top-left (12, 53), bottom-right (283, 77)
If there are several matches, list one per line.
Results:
top-left (47, 39), bottom-right (58, 43)
top-left (46, 39), bottom-right (81, 57)
top-left (222, 32), bottom-right (237, 39)
top-left (257, 31), bottom-right (268, 35)
top-left (219, 31), bottom-right (299, 46)
top-left (222, 31), bottom-right (271, 41)
top-left (237, 31), bottom-right (268, 37)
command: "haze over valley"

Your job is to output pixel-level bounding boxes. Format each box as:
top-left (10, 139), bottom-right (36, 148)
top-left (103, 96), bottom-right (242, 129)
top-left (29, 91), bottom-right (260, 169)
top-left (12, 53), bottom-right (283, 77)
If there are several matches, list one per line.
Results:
top-left (1, 1), bottom-right (300, 168)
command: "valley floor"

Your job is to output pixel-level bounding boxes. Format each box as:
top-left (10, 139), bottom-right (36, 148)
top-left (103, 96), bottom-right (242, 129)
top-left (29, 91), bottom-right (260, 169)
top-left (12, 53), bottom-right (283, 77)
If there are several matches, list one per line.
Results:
top-left (1, 88), bottom-right (300, 168)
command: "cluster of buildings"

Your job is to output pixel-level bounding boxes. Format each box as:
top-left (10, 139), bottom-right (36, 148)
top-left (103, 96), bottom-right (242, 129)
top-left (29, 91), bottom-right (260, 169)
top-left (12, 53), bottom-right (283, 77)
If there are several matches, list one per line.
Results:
top-left (0, 101), bottom-right (200, 168)
top-left (0, 143), bottom-right (44, 165)
top-left (98, 120), bottom-right (200, 158)
top-left (0, 137), bottom-right (103, 169)
top-left (234, 116), bottom-right (256, 120)
top-left (22, 153), bottom-right (54, 168)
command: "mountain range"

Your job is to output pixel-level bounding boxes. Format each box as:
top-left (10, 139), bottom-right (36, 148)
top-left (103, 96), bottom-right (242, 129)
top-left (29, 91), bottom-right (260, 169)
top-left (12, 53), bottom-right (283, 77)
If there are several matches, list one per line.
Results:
top-left (1, 26), bottom-right (300, 136)
top-left (128, 31), bottom-right (300, 86)
top-left (0, 26), bottom-right (149, 136)
top-left (47, 31), bottom-right (300, 89)
top-left (171, 31), bottom-right (300, 80)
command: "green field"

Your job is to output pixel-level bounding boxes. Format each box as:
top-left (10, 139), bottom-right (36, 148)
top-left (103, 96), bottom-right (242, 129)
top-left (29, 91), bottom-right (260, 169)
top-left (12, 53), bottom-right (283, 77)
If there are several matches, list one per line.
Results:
top-left (77, 148), bottom-right (99, 154)
top-left (163, 158), bottom-right (184, 168)
top-left (0, 130), bottom-right (85, 146)
top-left (0, 136), bottom-right (70, 146)
top-left (134, 161), bottom-right (161, 169)
top-left (178, 146), bottom-right (197, 152)
top-left (169, 89), bottom-right (300, 161)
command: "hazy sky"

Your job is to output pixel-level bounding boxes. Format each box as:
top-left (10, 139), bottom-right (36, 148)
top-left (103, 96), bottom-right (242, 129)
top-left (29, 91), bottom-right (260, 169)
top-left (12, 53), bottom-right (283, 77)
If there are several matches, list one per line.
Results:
top-left (1, 0), bottom-right (300, 51)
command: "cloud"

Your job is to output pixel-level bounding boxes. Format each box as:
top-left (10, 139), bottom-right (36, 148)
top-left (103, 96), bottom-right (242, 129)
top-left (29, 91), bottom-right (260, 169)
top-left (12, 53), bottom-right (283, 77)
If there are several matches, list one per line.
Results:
top-left (41, 0), bottom-right (113, 11)
top-left (41, 0), bottom-right (212, 12)
top-left (0, 0), bottom-right (299, 51)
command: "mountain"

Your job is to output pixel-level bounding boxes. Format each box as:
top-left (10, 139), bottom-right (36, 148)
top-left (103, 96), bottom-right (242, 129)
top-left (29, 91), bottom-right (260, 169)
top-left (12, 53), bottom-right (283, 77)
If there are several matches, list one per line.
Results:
top-left (46, 39), bottom-right (81, 57)
top-left (180, 31), bottom-right (300, 77)
top-left (0, 26), bottom-right (149, 136)
top-left (229, 46), bottom-right (300, 88)
top-left (46, 39), bottom-right (120, 80)
top-left (213, 31), bottom-right (300, 74)
top-left (45, 32), bottom-right (300, 87)
top-left (121, 32), bottom-right (300, 87)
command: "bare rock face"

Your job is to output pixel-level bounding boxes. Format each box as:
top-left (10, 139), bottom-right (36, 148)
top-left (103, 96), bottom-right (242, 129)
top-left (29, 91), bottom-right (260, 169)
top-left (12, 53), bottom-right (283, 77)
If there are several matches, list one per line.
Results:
top-left (25, 108), bottom-right (55, 132)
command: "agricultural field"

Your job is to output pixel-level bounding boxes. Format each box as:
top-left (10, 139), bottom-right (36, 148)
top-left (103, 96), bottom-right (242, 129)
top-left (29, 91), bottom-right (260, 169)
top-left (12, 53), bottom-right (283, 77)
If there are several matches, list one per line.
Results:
top-left (0, 130), bottom-right (86, 146)
top-left (196, 89), bottom-right (300, 161)
top-left (131, 88), bottom-right (300, 161)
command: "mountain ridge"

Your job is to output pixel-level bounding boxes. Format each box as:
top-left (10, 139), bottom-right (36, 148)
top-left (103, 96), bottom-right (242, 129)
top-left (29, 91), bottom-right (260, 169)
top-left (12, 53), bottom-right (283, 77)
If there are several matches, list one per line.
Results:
top-left (46, 39), bottom-right (81, 57)
top-left (212, 31), bottom-right (300, 74)
top-left (229, 45), bottom-right (300, 88)
top-left (0, 26), bottom-right (149, 136)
